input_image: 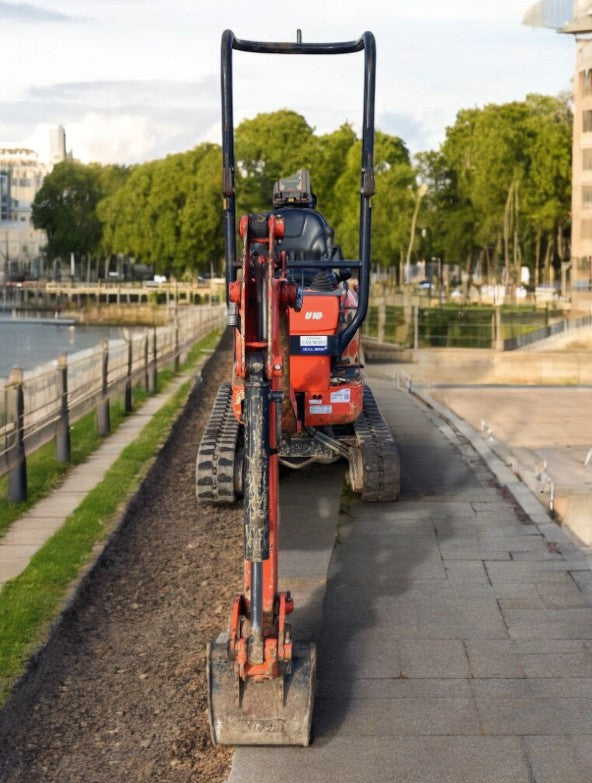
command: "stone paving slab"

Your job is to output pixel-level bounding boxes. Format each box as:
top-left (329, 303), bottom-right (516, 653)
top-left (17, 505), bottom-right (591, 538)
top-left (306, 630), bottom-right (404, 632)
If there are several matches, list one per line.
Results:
top-left (314, 695), bottom-right (481, 737)
top-left (523, 736), bottom-right (592, 783)
top-left (20, 495), bottom-right (84, 518)
top-left (228, 737), bottom-right (531, 783)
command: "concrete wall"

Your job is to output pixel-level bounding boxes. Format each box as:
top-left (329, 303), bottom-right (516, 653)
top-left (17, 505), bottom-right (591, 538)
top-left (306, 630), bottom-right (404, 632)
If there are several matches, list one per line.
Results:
top-left (370, 346), bottom-right (592, 386)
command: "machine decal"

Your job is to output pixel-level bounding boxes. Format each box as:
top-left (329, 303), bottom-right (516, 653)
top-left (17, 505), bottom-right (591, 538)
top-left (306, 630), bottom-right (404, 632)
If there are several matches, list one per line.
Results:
top-left (309, 404), bottom-right (332, 414)
top-left (300, 335), bottom-right (328, 353)
top-left (330, 388), bottom-right (351, 403)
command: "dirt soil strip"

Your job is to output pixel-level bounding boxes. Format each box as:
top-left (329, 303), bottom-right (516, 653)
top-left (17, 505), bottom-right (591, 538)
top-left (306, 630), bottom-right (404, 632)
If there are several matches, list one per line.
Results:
top-left (0, 332), bottom-right (243, 783)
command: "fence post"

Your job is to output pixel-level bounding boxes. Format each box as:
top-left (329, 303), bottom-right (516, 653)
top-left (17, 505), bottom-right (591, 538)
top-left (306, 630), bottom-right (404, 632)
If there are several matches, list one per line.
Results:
top-left (149, 327), bottom-right (158, 394)
top-left (55, 353), bottom-right (71, 463)
top-left (174, 311), bottom-right (180, 372)
top-left (143, 328), bottom-right (150, 391)
top-left (125, 330), bottom-right (133, 413)
top-left (6, 367), bottom-right (27, 503)
top-left (97, 339), bottom-right (110, 436)
top-left (413, 305), bottom-right (419, 350)
top-left (495, 306), bottom-right (504, 351)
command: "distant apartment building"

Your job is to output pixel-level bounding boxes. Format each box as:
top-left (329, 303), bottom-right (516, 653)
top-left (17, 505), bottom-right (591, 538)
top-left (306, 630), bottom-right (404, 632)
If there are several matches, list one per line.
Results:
top-left (524, 1), bottom-right (592, 299)
top-left (571, 37), bottom-right (592, 292)
top-left (0, 126), bottom-right (67, 280)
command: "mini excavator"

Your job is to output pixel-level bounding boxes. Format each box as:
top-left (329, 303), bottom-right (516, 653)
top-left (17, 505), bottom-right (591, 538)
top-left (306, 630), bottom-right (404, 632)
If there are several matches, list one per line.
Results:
top-left (196, 29), bottom-right (400, 746)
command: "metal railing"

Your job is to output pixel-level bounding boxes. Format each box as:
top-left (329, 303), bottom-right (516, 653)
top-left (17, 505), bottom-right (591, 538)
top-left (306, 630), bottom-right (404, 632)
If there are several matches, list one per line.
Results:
top-left (0, 305), bottom-right (225, 502)
top-left (503, 314), bottom-right (592, 350)
top-left (363, 303), bottom-right (590, 350)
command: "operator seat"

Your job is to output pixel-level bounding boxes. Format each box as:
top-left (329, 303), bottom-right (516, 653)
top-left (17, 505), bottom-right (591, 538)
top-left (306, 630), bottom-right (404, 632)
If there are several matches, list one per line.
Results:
top-left (272, 170), bottom-right (343, 288)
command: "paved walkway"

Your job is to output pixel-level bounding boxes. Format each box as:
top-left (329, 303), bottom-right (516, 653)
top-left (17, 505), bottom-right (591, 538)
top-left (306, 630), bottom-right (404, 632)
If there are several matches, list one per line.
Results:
top-left (0, 366), bottom-right (202, 590)
top-left (227, 376), bottom-right (592, 783)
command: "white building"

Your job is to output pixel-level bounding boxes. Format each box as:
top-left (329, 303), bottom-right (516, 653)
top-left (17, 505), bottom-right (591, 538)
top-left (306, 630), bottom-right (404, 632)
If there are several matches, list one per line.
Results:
top-left (0, 126), bottom-right (68, 280)
top-left (525, 1), bottom-right (592, 300)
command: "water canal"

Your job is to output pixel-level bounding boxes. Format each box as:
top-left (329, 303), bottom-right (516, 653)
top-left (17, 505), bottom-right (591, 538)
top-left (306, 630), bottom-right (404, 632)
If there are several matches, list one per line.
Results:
top-left (0, 319), bottom-right (130, 379)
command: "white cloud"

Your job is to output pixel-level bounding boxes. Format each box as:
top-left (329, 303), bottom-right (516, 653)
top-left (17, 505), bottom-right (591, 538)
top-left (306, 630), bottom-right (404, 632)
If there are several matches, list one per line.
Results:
top-left (0, 0), bottom-right (577, 164)
top-left (66, 112), bottom-right (175, 164)
top-left (0, 1), bottom-right (84, 22)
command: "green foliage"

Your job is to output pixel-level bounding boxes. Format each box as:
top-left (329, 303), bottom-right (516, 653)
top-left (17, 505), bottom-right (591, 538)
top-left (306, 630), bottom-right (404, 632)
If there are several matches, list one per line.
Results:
top-left (235, 110), bottom-right (318, 213)
top-left (97, 145), bottom-right (223, 277)
top-left (420, 94), bottom-right (572, 283)
top-left (32, 95), bottom-right (571, 283)
top-left (32, 161), bottom-right (127, 260)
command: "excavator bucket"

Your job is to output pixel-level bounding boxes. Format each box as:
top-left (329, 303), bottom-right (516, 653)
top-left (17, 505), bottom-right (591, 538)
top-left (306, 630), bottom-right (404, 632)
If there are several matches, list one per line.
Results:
top-left (207, 638), bottom-right (316, 746)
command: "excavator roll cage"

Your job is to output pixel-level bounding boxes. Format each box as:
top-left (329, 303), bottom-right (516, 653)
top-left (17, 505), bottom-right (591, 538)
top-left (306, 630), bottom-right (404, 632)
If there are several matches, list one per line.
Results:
top-left (220, 29), bottom-right (376, 356)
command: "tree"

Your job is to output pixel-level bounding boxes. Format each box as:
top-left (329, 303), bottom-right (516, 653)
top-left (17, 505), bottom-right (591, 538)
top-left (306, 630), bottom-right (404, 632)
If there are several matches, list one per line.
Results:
top-left (178, 144), bottom-right (224, 275)
top-left (97, 144), bottom-right (223, 278)
top-left (32, 161), bottom-right (124, 261)
top-left (330, 130), bottom-right (415, 265)
top-left (235, 110), bottom-right (319, 213)
top-left (419, 95), bottom-right (572, 285)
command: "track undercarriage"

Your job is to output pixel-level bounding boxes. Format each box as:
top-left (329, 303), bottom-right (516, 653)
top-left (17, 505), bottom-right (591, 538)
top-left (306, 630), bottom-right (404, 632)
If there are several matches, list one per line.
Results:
top-left (196, 382), bottom-right (400, 505)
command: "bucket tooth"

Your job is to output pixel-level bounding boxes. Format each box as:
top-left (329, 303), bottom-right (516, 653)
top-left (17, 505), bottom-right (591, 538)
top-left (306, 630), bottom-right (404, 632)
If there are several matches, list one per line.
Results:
top-left (207, 638), bottom-right (316, 746)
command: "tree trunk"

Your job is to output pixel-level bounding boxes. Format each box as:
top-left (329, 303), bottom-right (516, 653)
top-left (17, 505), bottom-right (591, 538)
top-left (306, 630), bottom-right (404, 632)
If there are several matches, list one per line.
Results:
top-left (464, 250), bottom-right (473, 298)
top-left (543, 233), bottom-right (554, 286)
top-left (503, 184), bottom-right (512, 284)
top-left (493, 235), bottom-right (502, 284)
top-left (535, 226), bottom-right (542, 286)
top-left (513, 181), bottom-right (521, 284)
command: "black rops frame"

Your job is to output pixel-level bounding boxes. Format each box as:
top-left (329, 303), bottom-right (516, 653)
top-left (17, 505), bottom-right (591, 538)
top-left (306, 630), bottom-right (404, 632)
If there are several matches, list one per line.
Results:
top-left (220, 29), bottom-right (376, 353)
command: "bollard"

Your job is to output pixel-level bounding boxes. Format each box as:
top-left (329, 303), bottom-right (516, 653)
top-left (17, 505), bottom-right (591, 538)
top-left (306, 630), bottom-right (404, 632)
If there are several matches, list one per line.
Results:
top-left (6, 367), bottom-right (27, 503)
top-left (55, 353), bottom-right (71, 463)
top-left (97, 339), bottom-right (110, 436)
top-left (124, 330), bottom-right (133, 413)
top-left (149, 327), bottom-right (158, 394)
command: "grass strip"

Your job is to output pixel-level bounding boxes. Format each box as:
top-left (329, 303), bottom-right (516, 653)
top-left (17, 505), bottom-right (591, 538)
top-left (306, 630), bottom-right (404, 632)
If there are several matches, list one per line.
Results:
top-left (0, 330), bottom-right (219, 702)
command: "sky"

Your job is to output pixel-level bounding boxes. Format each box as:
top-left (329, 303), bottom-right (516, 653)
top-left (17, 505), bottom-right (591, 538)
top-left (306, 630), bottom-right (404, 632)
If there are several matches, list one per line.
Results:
top-left (0, 0), bottom-right (577, 165)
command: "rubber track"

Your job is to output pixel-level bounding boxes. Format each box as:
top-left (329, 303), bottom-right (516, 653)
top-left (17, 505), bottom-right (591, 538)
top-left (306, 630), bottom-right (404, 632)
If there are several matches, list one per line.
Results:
top-left (196, 382), bottom-right (240, 504)
top-left (354, 385), bottom-right (401, 501)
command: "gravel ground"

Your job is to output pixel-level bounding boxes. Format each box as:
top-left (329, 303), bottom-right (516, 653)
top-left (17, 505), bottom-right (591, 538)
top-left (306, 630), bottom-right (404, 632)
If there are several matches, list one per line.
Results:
top-left (0, 332), bottom-right (242, 783)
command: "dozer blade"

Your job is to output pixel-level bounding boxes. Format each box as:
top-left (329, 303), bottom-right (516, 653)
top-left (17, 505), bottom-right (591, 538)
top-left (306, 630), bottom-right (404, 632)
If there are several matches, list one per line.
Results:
top-left (207, 638), bottom-right (316, 746)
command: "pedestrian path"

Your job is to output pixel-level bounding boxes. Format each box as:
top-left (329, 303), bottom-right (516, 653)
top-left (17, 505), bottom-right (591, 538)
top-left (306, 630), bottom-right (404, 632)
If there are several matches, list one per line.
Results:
top-left (227, 377), bottom-right (592, 783)
top-left (0, 368), bottom-right (200, 590)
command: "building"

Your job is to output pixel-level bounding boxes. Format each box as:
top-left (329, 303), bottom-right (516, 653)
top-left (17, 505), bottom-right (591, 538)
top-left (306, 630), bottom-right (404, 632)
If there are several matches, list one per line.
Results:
top-left (524, 1), bottom-right (592, 301)
top-left (49, 125), bottom-right (67, 168)
top-left (563, 12), bottom-right (592, 295)
top-left (0, 147), bottom-right (47, 221)
top-left (0, 125), bottom-right (69, 280)
top-left (0, 146), bottom-right (48, 280)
